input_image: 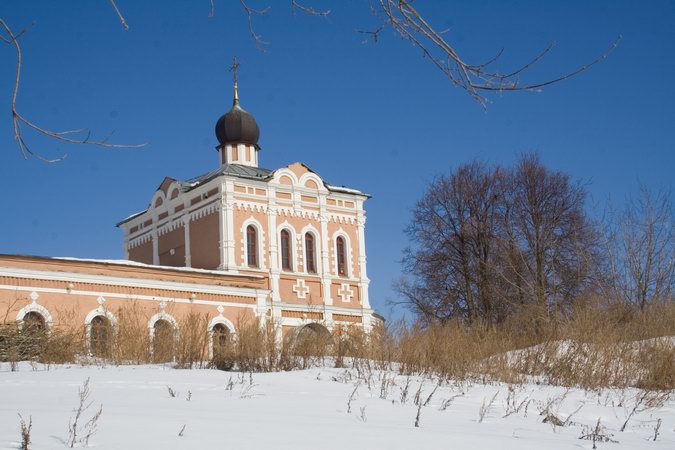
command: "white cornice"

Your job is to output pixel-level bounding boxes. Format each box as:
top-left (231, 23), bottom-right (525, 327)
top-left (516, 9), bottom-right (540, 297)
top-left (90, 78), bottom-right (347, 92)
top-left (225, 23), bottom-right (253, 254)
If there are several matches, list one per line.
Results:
top-left (0, 266), bottom-right (267, 299)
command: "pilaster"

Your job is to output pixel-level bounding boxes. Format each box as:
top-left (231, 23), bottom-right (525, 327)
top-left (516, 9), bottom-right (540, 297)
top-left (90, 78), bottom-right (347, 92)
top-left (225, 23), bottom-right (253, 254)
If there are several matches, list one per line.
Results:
top-left (356, 205), bottom-right (370, 309)
top-left (224, 180), bottom-right (236, 270)
top-left (151, 229), bottom-right (159, 265)
top-left (183, 215), bottom-right (191, 268)
top-left (267, 192), bottom-right (281, 302)
top-left (319, 196), bottom-right (333, 306)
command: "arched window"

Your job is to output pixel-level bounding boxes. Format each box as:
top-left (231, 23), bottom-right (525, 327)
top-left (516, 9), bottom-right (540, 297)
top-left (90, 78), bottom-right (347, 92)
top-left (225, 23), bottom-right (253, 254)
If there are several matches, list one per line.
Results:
top-left (280, 229), bottom-right (292, 271)
top-left (20, 311), bottom-right (47, 359)
top-left (23, 311), bottom-right (46, 334)
top-left (305, 233), bottom-right (316, 274)
top-left (246, 225), bottom-right (258, 268)
top-left (212, 323), bottom-right (230, 355)
top-left (336, 236), bottom-right (347, 277)
top-left (153, 319), bottom-right (175, 363)
top-left (90, 315), bottom-right (111, 357)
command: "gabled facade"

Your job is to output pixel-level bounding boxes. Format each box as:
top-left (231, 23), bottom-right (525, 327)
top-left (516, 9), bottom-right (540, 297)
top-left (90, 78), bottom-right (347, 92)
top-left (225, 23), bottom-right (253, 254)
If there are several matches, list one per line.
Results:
top-left (118, 160), bottom-right (373, 330)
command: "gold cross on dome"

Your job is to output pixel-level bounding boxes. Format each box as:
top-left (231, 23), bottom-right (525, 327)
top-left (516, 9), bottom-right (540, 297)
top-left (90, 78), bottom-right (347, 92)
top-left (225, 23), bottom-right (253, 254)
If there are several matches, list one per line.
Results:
top-left (229, 57), bottom-right (241, 85)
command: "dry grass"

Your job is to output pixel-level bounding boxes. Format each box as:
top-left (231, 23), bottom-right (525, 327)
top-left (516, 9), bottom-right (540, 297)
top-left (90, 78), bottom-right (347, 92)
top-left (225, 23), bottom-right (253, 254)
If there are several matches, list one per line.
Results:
top-left (110, 302), bottom-right (151, 365)
top-left (2, 300), bottom-right (674, 391)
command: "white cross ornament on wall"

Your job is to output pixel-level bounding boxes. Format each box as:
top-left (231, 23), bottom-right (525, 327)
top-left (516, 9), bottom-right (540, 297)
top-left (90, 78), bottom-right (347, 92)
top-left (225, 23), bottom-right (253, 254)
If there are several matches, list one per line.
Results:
top-left (338, 283), bottom-right (354, 303)
top-left (292, 279), bottom-right (310, 299)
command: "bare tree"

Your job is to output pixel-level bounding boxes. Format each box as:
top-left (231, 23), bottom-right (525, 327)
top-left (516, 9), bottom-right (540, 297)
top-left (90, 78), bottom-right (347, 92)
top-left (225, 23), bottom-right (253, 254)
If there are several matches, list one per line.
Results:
top-left (396, 161), bottom-right (507, 324)
top-left (396, 154), bottom-right (600, 324)
top-left (608, 186), bottom-right (674, 309)
top-left (503, 153), bottom-right (600, 315)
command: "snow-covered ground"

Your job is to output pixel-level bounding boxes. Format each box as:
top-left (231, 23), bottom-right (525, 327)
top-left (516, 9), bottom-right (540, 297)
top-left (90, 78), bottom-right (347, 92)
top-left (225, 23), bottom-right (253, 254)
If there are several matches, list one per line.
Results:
top-left (1, 362), bottom-right (673, 449)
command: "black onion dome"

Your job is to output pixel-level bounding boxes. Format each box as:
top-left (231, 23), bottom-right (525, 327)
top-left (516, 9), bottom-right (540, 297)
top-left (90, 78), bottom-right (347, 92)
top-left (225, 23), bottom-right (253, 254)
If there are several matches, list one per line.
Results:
top-left (215, 91), bottom-right (260, 147)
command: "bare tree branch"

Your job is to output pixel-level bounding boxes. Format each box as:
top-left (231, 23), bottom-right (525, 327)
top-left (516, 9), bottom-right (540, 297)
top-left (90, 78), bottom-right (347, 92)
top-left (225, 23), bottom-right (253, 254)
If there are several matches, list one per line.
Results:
top-left (356, 25), bottom-right (384, 44)
top-left (0, 18), bottom-right (146, 162)
top-left (109, 0), bottom-right (130, 31)
top-left (240, 0), bottom-right (271, 51)
top-left (377, 0), bottom-right (620, 107)
top-left (291, 0), bottom-right (331, 17)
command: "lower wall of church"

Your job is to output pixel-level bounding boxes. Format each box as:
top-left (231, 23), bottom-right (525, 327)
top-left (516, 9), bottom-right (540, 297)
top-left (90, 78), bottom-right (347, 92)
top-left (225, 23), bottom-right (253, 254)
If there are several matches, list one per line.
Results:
top-left (0, 287), bottom-right (257, 335)
top-left (0, 255), bottom-right (376, 362)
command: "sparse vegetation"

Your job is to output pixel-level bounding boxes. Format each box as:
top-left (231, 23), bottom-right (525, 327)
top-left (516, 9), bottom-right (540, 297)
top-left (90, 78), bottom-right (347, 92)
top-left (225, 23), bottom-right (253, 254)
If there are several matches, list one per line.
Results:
top-left (1, 300), bottom-right (674, 392)
top-left (18, 414), bottom-right (31, 450)
top-left (67, 377), bottom-right (103, 448)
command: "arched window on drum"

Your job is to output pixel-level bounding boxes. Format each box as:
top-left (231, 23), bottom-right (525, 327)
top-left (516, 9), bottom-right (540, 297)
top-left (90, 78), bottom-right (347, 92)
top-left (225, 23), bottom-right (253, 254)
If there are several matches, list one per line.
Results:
top-left (336, 236), bottom-right (347, 277)
top-left (246, 225), bottom-right (259, 268)
top-left (305, 233), bottom-right (316, 274)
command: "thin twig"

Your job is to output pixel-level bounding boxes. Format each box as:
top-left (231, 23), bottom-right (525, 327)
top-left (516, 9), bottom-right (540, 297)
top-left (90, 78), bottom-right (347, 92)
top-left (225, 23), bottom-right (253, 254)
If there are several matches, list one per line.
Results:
top-left (356, 25), bottom-right (384, 44)
top-left (239, 0), bottom-right (270, 51)
top-left (377, 0), bottom-right (620, 107)
top-left (291, 0), bottom-right (330, 16)
top-left (0, 19), bottom-right (146, 162)
top-left (108, 0), bottom-right (130, 31)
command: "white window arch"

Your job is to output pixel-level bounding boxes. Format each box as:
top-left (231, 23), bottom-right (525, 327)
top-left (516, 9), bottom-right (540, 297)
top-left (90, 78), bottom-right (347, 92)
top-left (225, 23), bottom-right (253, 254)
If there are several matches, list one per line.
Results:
top-left (272, 168), bottom-right (300, 186)
top-left (16, 303), bottom-right (53, 332)
top-left (84, 307), bottom-right (117, 355)
top-left (148, 311), bottom-right (178, 362)
top-left (332, 229), bottom-right (353, 278)
top-left (147, 311), bottom-right (178, 338)
top-left (84, 308), bottom-right (117, 327)
top-left (208, 315), bottom-right (236, 359)
top-left (241, 218), bottom-right (265, 269)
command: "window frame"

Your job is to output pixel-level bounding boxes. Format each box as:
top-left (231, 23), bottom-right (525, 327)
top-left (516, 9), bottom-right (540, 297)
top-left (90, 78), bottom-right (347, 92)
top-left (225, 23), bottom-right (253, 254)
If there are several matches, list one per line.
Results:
top-left (246, 225), bottom-right (259, 268)
top-left (280, 229), bottom-right (293, 271)
top-left (305, 232), bottom-right (317, 274)
top-left (336, 236), bottom-right (347, 277)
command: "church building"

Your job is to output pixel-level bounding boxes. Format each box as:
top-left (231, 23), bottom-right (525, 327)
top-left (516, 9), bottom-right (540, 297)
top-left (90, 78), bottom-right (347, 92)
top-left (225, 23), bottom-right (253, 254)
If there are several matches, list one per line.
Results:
top-left (0, 77), bottom-right (378, 355)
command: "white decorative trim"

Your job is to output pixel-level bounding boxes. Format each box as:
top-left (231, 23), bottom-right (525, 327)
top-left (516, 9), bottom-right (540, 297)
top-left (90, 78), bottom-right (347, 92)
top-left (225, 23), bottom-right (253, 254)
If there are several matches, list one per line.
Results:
top-left (84, 307), bottom-right (117, 326)
top-left (337, 283), bottom-right (355, 303)
top-left (0, 266), bottom-right (264, 299)
top-left (0, 284), bottom-right (262, 311)
top-left (208, 314), bottom-right (235, 334)
top-left (16, 302), bottom-right (53, 330)
top-left (84, 306), bottom-right (116, 353)
top-left (298, 172), bottom-right (327, 192)
top-left (152, 190), bottom-right (167, 210)
top-left (147, 311), bottom-right (178, 334)
top-left (207, 314), bottom-right (236, 359)
top-left (292, 278), bottom-right (310, 299)
top-left (272, 168), bottom-right (300, 186)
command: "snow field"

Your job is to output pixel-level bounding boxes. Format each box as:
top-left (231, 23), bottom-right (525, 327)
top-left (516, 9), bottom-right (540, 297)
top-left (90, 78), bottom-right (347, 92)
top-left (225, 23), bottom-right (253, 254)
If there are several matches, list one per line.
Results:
top-left (1, 362), bottom-right (673, 449)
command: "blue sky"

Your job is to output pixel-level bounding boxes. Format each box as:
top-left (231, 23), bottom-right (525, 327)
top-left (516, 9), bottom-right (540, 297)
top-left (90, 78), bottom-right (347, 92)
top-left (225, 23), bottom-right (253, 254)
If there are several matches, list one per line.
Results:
top-left (1, 1), bottom-right (673, 319)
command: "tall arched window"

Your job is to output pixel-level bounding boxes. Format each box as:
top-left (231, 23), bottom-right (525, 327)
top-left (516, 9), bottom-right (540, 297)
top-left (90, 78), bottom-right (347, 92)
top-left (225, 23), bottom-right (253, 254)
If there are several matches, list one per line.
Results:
top-left (21, 311), bottom-right (47, 359)
top-left (153, 319), bottom-right (175, 363)
top-left (305, 233), bottom-right (316, 273)
top-left (280, 229), bottom-right (292, 271)
top-left (23, 311), bottom-right (46, 334)
top-left (246, 225), bottom-right (258, 267)
top-left (212, 323), bottom-right (230, 356)
top-left (336, 236), bottom-right (347, 277)
top-left (90, 315), bottom-right (111, 357)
